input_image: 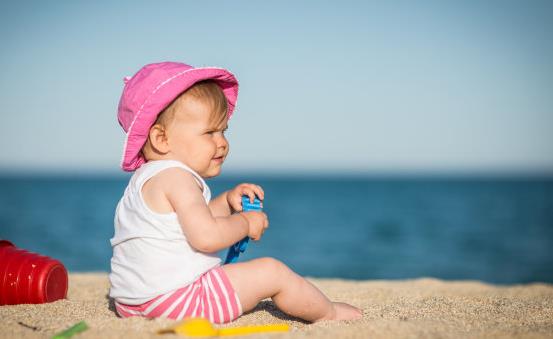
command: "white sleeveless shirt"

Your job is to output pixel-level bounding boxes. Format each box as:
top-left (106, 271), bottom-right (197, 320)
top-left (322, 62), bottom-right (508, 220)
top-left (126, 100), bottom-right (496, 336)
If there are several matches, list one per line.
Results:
top-left (109, 160), bottom-right (221, 305)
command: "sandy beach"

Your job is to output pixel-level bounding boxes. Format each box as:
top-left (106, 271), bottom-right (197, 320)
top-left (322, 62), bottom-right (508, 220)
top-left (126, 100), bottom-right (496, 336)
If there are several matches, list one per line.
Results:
top-left (1, 273), bottom-right (552, 338)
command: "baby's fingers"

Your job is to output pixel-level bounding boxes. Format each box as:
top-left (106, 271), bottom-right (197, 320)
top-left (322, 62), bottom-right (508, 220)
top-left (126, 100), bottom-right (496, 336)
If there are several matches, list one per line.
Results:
top-left (228, 195), bottom-right (243, 211)
top-left (262, 212), bottom-right (269, 229)
top-left (245, 190), bottom-right (257, 204)
top-left (239, 184), bottom-right (257, 203)
top-left (242, 183), bottom-right (265, 203)
top-left (250, 184), bottom-right (264, 201)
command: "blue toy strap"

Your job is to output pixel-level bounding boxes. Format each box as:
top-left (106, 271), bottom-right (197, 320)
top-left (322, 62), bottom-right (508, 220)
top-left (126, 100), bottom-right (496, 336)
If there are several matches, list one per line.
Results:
top-left (224, 196), bottom-right (262, 264)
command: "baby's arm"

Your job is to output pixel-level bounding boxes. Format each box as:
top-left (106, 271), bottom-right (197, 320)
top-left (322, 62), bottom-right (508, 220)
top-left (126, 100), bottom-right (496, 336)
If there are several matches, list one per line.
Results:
top-left (159, 169), bottom-right (268, 252)
top-left (208, 192), bottom-right (232, 217)
top-left (162, 168), bottom-right (249, 253)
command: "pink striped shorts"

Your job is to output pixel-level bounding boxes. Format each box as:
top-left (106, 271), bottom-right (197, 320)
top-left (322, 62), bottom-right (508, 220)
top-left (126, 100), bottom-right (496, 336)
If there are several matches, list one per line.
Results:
top-left (114, 266), bottom-right (243, 324)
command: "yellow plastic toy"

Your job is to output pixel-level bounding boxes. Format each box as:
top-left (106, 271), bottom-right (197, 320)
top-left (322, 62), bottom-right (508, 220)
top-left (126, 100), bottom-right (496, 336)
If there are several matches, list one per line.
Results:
top-left (158, 317), bottom-right (289, 337)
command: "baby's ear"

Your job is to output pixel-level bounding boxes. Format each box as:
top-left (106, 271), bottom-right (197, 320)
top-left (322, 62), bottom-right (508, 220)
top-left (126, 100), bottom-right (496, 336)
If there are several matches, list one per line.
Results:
top-left (148, 124), bottom-right (170, 154)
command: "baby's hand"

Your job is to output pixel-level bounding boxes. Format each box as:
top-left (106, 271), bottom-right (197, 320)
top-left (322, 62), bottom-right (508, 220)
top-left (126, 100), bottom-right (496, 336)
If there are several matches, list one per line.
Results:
top-left (227, 183), bottom-right (264, 212)
top-left (241, 211), bottom-right (269, 241)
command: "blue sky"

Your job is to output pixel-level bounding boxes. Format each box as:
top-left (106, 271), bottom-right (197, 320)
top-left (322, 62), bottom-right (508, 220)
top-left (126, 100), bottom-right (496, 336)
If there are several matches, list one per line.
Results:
top-left (0, 1), bottom-right (552, 175)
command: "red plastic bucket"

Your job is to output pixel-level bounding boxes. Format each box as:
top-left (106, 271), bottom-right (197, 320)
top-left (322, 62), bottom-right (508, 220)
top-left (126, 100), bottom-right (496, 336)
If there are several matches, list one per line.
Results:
top-left (0, 240), bottom-right (68, 305)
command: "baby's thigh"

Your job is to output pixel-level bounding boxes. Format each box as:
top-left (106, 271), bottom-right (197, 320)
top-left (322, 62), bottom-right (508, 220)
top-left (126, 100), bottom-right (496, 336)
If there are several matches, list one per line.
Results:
top-left (222, 257), bottom-right (291, 311)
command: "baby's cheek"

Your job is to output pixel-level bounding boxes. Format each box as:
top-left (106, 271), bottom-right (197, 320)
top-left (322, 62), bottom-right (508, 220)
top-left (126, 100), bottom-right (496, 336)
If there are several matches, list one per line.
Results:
top-left (210, 143), bottom-right (218, 155)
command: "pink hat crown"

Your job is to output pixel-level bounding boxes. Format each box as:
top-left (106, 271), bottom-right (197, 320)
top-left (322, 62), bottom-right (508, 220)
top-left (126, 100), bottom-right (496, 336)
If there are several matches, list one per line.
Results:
top-left (117, 61), bottom-right (239, 172)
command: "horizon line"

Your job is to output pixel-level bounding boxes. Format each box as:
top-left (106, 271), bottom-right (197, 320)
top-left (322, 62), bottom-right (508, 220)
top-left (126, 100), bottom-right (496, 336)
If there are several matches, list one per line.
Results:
top-left (0, 168), bottom-right (552, 180)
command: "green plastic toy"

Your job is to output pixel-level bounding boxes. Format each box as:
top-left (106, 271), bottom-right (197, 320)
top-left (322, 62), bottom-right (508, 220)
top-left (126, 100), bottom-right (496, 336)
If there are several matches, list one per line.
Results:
top-left (51, 321), bottom-right (89, 339)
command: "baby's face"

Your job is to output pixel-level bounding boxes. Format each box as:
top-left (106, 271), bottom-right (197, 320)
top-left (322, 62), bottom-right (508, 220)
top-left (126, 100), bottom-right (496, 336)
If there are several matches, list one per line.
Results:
top-left (165, 95), bottom-right (229, 178)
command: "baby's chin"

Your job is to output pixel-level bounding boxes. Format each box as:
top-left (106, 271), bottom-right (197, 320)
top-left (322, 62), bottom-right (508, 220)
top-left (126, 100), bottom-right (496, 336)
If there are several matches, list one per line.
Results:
top-left (201, 166), bottom-right (223, 179)
top-left (203, 173), bottom-right (221, 179)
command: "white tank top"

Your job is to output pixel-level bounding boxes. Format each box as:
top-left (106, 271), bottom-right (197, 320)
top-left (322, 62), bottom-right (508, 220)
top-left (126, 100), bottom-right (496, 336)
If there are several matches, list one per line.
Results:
top-left (109, 160), bottom-right (221, 305)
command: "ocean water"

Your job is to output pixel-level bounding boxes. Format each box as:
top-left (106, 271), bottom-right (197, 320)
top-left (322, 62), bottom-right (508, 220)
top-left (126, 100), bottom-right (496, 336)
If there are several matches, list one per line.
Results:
top-left (1, 175), bottom-right (552, 284)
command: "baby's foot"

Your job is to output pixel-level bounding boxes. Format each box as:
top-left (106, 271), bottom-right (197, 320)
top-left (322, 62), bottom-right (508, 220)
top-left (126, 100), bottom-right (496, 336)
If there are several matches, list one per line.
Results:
top-left (317, 302), bottom-right (362, 321)
top-left (332, 302), bottom-right (363, 320)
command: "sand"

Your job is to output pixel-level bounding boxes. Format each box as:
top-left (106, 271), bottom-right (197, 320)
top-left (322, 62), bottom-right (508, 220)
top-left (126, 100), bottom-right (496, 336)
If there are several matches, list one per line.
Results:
top-left (1, 273), bottom-right (552, 338)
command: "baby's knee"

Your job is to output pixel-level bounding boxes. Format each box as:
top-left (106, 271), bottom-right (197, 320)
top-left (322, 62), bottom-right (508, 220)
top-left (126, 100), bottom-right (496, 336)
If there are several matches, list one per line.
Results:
top-left (255, 257), bottom-right (291, 276)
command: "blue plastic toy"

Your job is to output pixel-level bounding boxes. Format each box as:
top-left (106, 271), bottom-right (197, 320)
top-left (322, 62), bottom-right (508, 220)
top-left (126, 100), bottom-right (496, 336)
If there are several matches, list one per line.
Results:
top-left (224, 196), bottom-right (262, 264)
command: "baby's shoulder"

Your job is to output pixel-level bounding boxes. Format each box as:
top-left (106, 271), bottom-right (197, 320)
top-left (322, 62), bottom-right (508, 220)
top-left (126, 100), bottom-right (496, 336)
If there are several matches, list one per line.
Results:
top-left (147, 166), bottom-right (199, 192)
top-left (141, 167), bottom-right (200, 214)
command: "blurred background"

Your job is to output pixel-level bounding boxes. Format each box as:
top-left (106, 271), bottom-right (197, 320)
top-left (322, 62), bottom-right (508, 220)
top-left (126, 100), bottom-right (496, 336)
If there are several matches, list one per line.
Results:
top-left (0, 1), bottom-right (552, 283)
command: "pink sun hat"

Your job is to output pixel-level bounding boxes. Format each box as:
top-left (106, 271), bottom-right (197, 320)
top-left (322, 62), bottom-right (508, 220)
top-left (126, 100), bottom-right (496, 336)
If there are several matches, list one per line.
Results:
top-left (117, 61), bottom-right (239, 172)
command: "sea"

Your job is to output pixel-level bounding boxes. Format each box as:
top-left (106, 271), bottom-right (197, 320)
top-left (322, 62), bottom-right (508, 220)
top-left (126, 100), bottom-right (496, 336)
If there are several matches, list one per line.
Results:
top-left (1, 174), bottom-right (552, 284)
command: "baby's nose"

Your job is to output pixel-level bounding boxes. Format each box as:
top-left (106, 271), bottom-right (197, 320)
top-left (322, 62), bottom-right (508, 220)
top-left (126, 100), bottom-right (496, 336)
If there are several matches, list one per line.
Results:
top-left (217, 135), bottom-right (229, 148)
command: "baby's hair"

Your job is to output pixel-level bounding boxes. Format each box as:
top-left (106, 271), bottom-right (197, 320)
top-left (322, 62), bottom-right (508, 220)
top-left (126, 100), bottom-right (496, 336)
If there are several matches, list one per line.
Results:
top-left (154, 80), bottom-right (228, 129)
top-left (187, 80), bottom-right (229, 127)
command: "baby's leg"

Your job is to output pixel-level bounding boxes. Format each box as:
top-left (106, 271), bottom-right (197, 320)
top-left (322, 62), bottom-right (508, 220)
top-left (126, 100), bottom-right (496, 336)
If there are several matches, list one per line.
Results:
top-left (222, 257), bottom-right (361, 322)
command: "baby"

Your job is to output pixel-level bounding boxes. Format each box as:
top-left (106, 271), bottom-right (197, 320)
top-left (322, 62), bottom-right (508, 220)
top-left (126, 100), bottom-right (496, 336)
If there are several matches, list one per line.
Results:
top-left (109, 61), bottom-right (362, 323)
